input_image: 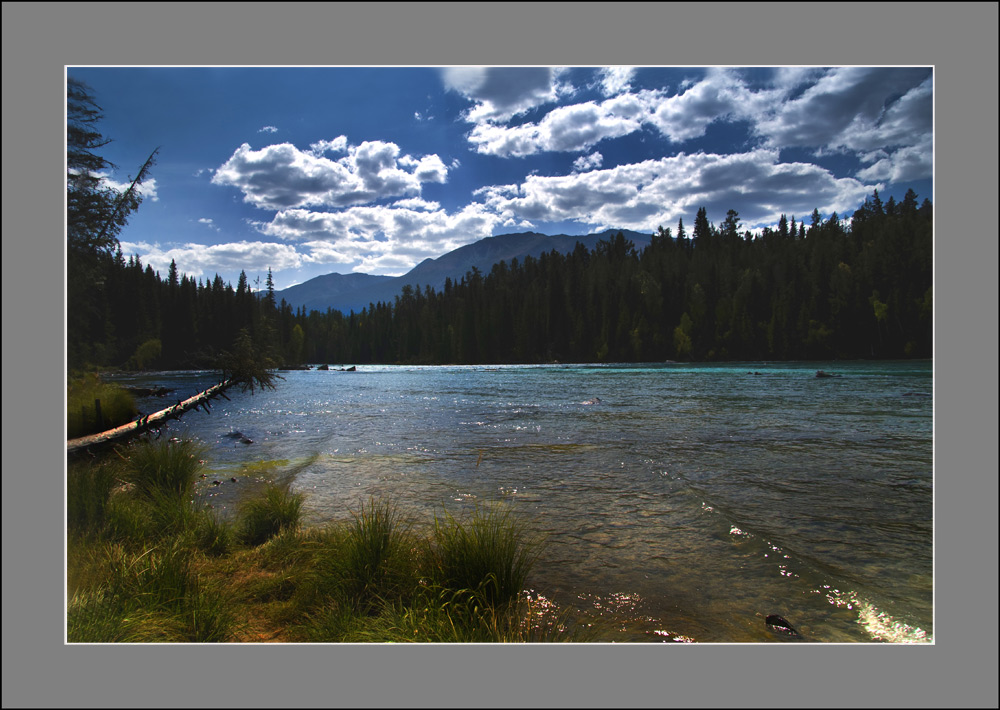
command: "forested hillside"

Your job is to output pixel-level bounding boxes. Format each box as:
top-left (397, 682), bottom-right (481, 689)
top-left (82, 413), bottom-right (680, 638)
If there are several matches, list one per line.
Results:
top-left (67, 79), bottom-right (931, 372)
top-left (69, 189), bottom-right (932, 371)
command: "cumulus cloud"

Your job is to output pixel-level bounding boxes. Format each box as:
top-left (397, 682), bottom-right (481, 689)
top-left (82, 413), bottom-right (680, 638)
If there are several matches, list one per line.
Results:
top-left (118, 239), bottom-right (304, 281)
top-left (463, 70), bottom-right (756, 157)
top-left (597, 67), bottom-right (635, 97)
top-left (211, 139), bottom-right (449, 211)
top-left (468, 95), bottom-right (652, 157)
top-left (752, 68), bottom-right (932, 153)
top-left (255, 203), bottom-right (505, 275)
top-left (308, 136), bottom-right (348, 156)
top-left (98, 173), bottom-right (160, 202)
top-left (442, 66), bottom-right (565, 122)
top-left (476, 149), bottom-right (876, 233)
top-left (573, 152), bottom-right (603, 172)
top-left (451, 67), bottom-right (932, 184)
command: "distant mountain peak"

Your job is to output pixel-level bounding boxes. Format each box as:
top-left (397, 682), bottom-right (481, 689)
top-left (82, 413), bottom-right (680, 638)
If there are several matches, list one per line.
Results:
top-left (275, 228), bottom-right (652, 315)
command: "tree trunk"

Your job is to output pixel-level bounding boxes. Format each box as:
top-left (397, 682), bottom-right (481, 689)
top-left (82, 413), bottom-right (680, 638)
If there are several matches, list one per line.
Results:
top-left (67, 379), bottom-right (233, 456)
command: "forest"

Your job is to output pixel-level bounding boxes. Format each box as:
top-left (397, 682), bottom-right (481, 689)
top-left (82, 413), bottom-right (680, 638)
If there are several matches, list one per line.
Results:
top-left (67, 79), bottom-right (932, 373)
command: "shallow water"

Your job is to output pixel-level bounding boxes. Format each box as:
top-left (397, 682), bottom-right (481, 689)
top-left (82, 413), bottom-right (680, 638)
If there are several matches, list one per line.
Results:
top-left (109, 361), bottom-right (933, 643)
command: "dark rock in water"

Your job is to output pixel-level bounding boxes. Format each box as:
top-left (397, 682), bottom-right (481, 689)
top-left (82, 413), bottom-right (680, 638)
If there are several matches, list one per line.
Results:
top-left (223, 431), bottom-right (244, 439)
top-left (240, 437), bottom-right (253, 445)
top-left (815, 370), bottom-right (841, 378)
top-left (230, 477), bottom-right (238, 483)
top-left (581, 397), bottom-right (602, 405)
top-left (317, 364), bottom-right (329, 371)
top-left (765, 614), bottom-right (801, 637)
top-left (212, 480), bottom-right (221, 486)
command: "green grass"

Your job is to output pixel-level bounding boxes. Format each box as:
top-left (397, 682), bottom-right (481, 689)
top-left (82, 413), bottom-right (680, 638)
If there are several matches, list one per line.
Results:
top-left (66, 442), bottom-right (579, 643)
top-left (67, 458), bottom-right (119, 536)
top-left (122, 439), bottom-right (204, 502)
top-left (67, 374), bottom-right (138, 438)
top-left (67, 541), bottom-right (238, 643)
top-left (426, 501), bottom-right (540, 610)
top-left (235, 481), bottom-right (304, 547)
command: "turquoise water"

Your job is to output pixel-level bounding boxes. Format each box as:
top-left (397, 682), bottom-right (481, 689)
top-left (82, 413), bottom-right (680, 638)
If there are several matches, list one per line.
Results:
top-left (110, 361), bottom-right (934, 643)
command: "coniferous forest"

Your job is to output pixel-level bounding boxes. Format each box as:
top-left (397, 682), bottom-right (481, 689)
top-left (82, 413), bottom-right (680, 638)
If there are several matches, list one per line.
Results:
top-left (68, 79), bottom-right (932, 373)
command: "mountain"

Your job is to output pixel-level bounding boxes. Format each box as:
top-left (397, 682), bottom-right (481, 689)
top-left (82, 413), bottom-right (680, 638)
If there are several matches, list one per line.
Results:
top-left (276, 228), bottom-right (653, 314)
top-left (275, 272), bottom-right (395, 314)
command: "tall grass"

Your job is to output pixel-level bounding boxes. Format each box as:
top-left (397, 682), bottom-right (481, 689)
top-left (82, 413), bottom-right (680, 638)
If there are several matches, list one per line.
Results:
top-left (122, 439), bottom-right (204, 502)
top-left (337, 497), bottom-right (419, 613)
top-left (66, 437), bottom-right (576, 642)
top-left (67, 541), bottom-right (237, 643)
top-left (236, 481), bottom-right (304, 546)
top-left (426, 502), bottom-right (540, 610)
top-left (67, 374), bottom-right (137, 438)
top-left (67, 458), bottom-right (119, 536)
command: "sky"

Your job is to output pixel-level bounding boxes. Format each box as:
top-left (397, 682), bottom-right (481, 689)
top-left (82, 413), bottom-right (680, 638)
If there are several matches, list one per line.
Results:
top-left (66, 66), bottom-right (933, 291)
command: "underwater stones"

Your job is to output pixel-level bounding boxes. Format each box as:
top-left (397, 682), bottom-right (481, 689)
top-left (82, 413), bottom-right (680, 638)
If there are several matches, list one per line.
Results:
top-left (765, 614), bottom-right (802, 638)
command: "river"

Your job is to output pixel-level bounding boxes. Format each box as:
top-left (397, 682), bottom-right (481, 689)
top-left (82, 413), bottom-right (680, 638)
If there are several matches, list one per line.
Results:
top-left (107, 360), bottom-right (934, 643)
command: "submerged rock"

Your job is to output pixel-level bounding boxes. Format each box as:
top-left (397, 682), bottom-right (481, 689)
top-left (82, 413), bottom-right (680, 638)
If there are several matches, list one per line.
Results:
top-left (765, 614), bottom-right (802, 638)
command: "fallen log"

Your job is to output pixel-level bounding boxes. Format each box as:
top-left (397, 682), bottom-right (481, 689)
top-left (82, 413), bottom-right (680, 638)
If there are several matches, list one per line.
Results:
top-left (67, 379), bottom-right (234, 456)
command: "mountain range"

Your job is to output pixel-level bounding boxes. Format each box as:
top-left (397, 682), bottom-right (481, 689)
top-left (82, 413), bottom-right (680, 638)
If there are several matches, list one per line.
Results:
top-left (275, 228), bottom-right (653, 314)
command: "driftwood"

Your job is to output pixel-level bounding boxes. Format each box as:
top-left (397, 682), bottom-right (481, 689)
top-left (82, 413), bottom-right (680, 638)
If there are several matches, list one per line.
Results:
top-left (67, 379), bottom-right (233, 456)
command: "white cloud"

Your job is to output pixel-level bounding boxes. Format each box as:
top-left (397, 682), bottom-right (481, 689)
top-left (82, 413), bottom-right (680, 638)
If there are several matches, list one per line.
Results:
top-left (118, 239), bottom-right (304, 281)
top-left (442, 66), bottom-right (566, 122)
top-left (597, 67), bottom-right (635, 97)
top-left (258, 125), bottom-right (279, 133)
top-left (753, 68), bottom-right (932, 153)
top-left (468, 95), bottom-right (652, 157)
top-left (476, 149), bottom-right (876, 233)
top-left (391, 197), bottom-right (441, 211)
top-left (98, 173), bottom-right (159, 202)
top-left (256, 203), bottom-right (504, 275)
top-left (211, 139), bottom-right (449, 211)
top-left (452, 67), bottom-right (932, 186)
top-left (573, 152), bottom-right (603, 172)
top-left (308, 136), bottom-right (348, 157)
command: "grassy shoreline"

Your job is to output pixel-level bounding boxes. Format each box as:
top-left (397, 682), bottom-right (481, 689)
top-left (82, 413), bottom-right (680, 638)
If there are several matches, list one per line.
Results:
top-left (67, 438), bottom-right (587, 643)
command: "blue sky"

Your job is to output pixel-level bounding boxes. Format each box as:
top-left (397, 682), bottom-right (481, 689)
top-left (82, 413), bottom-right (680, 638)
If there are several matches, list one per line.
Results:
top-left (67, 66), bottom-right (933, 291)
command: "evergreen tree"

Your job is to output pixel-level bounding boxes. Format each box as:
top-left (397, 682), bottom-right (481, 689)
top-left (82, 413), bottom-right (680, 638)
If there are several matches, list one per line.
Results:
top-left (66, 78), bottom-right (157, 370)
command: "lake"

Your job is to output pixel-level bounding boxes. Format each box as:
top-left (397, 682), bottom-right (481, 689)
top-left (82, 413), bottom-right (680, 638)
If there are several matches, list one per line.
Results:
top-left (108, 360), bottom-right (934, 643)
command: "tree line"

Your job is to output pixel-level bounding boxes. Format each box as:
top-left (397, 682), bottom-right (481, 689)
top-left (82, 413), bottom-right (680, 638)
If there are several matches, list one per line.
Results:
top-left (69, 188), bottom-right (931, 371)
top-left (67, 79), bottom-right (932, 372)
